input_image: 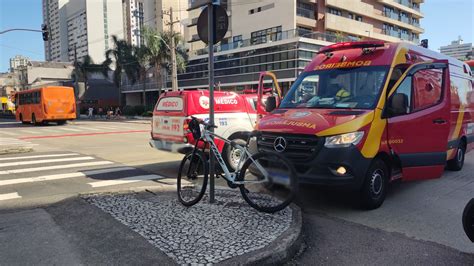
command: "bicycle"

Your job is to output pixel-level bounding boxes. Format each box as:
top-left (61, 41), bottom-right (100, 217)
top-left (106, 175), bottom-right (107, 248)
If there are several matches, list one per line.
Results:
top-left (177, 116), bottom-right (297, 213)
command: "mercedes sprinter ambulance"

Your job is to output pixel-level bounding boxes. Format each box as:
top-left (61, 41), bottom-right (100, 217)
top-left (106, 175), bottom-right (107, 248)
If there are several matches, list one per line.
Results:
top-left (257, 41), bottom-right (474, 209)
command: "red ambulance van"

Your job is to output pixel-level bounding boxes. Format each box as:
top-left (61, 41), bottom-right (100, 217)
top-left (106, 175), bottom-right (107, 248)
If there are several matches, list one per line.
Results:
top-left (257, 41), bottom-right (474, 209)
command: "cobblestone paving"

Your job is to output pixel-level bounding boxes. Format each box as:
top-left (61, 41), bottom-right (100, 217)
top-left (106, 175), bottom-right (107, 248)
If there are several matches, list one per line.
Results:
top-left (85, 190), bottom-right (292, 264)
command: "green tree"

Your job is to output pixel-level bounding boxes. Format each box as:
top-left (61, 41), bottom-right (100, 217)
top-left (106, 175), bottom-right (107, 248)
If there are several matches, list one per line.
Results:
top-left (73, 55), bottom-right (108, 91)
top-left (104, 35), bottom-right (141, 105)
top-left (142, 27), bottom-right (187, 91)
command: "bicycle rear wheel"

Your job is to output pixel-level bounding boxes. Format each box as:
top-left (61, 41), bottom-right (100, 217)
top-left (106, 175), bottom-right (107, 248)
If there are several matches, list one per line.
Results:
top-left (177, 151), bottom-right (208, 206)
top-left (239, 152), bottom-right (297, 213)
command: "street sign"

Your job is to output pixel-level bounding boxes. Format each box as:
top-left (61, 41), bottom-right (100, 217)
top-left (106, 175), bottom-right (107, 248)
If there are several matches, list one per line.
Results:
top-left (187, 0), bottom-right (212, 11)
top-left (197, 5), bottom-right (228, 45)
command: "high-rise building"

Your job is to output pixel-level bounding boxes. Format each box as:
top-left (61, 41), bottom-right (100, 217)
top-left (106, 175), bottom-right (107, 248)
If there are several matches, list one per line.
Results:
top-left (42, 0), bottom-right (124, 64)
top-left (174, 0), bottom-right (425, 93)
top-left (123, 0), bottom-right (145, 47)
top-left (9, 55), bottom-right (30, 72)
top-left (440, 37), bottom-right (473, 61)
top-left (144, 0), bottom-right (188, 35)
top-left (186, 0), bottom-right (423, 52)
top-left (315, 0), bottom-right (423, 43)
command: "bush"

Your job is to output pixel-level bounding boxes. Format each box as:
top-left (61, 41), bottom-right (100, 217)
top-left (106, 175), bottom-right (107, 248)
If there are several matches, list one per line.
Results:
top-left (141, 111), bottom-right (153, 117)
top-left (80, 107), bottom-right (88, 115)
top-left (122, 105), bottom-right (136, 116)
top-left (133, 105), bottom-right (146, 116)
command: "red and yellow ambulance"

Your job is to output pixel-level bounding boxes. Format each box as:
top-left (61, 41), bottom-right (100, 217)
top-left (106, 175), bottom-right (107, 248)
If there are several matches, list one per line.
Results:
top-left (257, 41), bottom-right (474, 209)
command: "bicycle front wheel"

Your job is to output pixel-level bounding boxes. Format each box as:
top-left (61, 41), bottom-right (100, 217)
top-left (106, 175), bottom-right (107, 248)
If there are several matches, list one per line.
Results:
top-left (177, 151), bottom-right (208, 206)
top-left (239, 152), bottom-right (297, 213)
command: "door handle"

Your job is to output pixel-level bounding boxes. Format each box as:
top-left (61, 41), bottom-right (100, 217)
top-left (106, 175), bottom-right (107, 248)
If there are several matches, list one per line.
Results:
top-left (433, 118), bottom-right (447, 124)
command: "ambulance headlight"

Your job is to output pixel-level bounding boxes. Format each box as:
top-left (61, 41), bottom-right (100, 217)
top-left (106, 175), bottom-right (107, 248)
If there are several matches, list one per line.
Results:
top-left (324, 131), bottom-right (364, 148)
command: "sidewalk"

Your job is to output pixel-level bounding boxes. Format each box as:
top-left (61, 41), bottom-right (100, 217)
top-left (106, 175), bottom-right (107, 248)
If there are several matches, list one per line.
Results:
top-left (0, 189), bottom-right (302, 265)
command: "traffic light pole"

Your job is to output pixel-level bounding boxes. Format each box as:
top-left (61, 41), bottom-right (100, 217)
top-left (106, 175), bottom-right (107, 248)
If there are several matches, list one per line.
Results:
top-left (0, 28), bottom-right (42, 34)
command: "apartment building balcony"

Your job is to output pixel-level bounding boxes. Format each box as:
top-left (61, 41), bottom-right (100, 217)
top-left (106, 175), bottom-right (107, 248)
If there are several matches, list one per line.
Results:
top-left (327, 0), bottom-right (423, 33)
top-left (378, 0), bottom-right (423, 18)
top-left (189, 29), bottom-right (352, 57)
top-left (297, 7), bottom-right (315, 19)
top-left (325, 13), bottom-right (373, 37)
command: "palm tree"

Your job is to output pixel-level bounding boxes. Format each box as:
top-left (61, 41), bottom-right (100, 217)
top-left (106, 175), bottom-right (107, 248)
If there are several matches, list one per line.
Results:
top-left (73, 55), bottom-right (108, 92)
top-left (72, 55), bottom-right (108, 117)
top-left (134, 45), bottom-right (150, 107)
top-left (142, 27), bottom-right (187, 92)
top-left (104, 35), bottom-right (141, 105)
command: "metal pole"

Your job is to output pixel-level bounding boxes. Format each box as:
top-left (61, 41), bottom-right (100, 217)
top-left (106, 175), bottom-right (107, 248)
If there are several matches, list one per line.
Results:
top-left (208, 3), bottom-right (215, 203)
top-left (0, 28), bottom-right (42, 35)
top-left (170, 7), bottom-right (178, 91)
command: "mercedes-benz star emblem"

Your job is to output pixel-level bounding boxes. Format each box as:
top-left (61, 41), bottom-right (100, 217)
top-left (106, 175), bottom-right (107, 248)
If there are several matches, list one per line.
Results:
top-left (273, 137), bottom-right (287, 152)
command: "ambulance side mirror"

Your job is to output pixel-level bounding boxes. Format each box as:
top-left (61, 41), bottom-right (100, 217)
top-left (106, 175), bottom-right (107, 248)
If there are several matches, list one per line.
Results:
top-left (265, 96), bottom-right (277, 112)
top-left (386, 93), bottom-right (408, 117)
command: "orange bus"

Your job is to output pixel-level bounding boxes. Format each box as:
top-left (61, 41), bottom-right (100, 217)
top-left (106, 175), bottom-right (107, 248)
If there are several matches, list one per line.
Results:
top-left (15, 86), bottom-right (76, 125)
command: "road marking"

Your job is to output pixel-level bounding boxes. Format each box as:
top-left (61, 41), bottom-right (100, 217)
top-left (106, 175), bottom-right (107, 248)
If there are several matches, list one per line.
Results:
top-left (0, 156), bottom-right (94, 168)
top-left (0, 161), bottom-right (114, 175)
top-left (0, 132), bottom-right (17, 136)
top-left (56, 127), bottom-right (83, 132)
top-left (0, 153), bottom-right (79, 161)
top-left (19, 130), bottom-right (149, 140)
top-left (19, 130), bottom-right (40, 134)
top-left (0, 166), bottom-right (134, 186)
top-left (0, 192), bottom-right (21, 201)
top-left (88, 174), bottom-right (164, 188)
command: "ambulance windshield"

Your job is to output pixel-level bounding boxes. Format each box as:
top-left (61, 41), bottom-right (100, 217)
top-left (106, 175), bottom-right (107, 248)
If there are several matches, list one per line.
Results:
top-left (280, 66), bottom-right (389, 109)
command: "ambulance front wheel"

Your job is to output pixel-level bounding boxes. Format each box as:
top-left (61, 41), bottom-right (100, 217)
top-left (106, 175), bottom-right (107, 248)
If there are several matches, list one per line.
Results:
top-left (360, 158), bottom-right (388, 210)
top-left (447, 141), bottom-right (466, 171)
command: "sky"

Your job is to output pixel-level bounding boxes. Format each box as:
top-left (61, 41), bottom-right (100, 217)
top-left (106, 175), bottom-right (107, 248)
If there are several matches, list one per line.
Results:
top-left (0, 0), bottom-right (473, 73)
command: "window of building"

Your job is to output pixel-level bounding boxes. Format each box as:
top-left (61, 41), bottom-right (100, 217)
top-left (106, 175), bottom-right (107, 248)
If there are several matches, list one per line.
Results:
top-left (356, 15), bottom-right (362, 21)
top-left (250, 26), bottom-right (282, 45)
top-left (328, 7), bottom-right (342, 16)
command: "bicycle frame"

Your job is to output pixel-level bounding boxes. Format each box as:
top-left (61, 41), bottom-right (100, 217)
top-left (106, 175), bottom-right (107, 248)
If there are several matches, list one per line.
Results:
top-left (189, 126), bottom-right (269, 185)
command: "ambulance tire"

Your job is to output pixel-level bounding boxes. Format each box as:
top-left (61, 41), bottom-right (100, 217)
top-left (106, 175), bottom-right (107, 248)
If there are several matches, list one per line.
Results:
top-left (223, 137), bottom-right (247, 171)
top-left (360, 158), bottom-right (388, 210)
top-left (447, 142), bottom-right (466, 171)
top-left (462, 198), bottom-right (474, 242)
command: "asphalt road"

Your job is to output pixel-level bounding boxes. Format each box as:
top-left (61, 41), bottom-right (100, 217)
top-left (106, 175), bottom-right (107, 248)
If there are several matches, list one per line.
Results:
top-left (1, 118), bottom-right (473, 264)
top-left (0, 119), bottom-right (181, 209)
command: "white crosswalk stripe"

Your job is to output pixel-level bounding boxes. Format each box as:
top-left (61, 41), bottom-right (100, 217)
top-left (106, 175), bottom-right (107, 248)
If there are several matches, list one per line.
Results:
top-left (0, 192), bottom-right (21, 201)
top-left (0, 156), bottom-right (95, 168)
top-left (0, 152), bottom-right (165, 201)
top-left (0, 131), bottom-right (17, 136)
top-left (88, 174), bottom-right (164, 188)
top-left (56, 127), bottom-right (83, 132)
top-left (0, 167), bottom-right (134, 186)
top-left (0, 161), bottom-right (114, 175)
top-left (0, 153), bottom-right (79, 161)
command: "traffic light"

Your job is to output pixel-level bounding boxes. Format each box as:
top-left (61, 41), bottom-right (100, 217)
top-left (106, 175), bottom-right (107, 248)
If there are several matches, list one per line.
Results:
top-left (41, 24), bottom-right (49, 41)
top-left (421, 39), bottom-right (428, 49)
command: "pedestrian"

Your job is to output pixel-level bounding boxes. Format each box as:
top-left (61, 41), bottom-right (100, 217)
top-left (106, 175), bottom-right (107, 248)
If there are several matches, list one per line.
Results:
top-left (98, 107), bottom-right (103, 119)
top-left (114, 106), bottom-right (122, 119)
top-left (87, 106), bottom-right (94, 119)
top-left (106, 106), bottom-right (113, 120)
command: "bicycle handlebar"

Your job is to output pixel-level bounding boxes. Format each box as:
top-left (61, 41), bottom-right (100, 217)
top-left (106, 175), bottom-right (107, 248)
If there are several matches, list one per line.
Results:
top-left (190, 116), bottom-right (217, 130)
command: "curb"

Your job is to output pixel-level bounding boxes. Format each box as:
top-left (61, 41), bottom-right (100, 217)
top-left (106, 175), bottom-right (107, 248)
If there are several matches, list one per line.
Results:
top-left (222, 203), bottom-right (303, 265)
top-left (0, 146), bottom-right (34, 155)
